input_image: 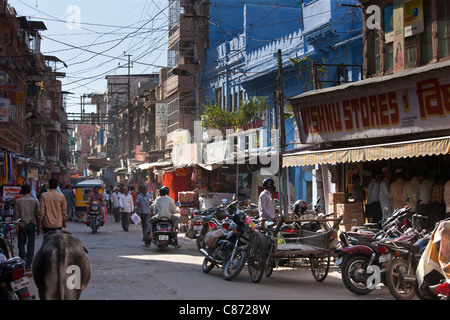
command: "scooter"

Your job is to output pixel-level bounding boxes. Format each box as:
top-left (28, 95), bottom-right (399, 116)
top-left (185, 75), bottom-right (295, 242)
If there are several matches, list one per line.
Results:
top-left (151, 217), bottom-right (178, 251)
top-left (0, 246), bottom-right (32, 300)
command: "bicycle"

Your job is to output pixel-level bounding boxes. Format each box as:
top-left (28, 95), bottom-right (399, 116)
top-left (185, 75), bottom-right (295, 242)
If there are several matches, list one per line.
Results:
top-left (0, 219), bottom-right (21, 258)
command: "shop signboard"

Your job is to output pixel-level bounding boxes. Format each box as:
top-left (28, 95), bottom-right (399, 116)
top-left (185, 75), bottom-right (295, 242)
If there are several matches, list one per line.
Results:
top-left (0, 97), bottom-right (10, 122)
top-left (3, 186), bottom-right (21, 199)
top-left (297, 75), bottom-right (450, 144)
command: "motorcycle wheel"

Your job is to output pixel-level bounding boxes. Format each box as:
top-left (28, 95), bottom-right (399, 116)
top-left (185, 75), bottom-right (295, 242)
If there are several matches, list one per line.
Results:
top-left (90, 217), bottom-right (97, 234)
top-left (247, 232), bottom-right (265, 283)
top-left (196, 226), bottom-right (208, 250)
top-left (310, 252), bottom-right (330, 282)
top-left (222, 249), bottom-right (248, 281)
top-left (341, 255), bottom-right (374, 295)
top-left (202, 257), bottom-right (215, 273)
top-left (386, 257), bottom-right (416, 300)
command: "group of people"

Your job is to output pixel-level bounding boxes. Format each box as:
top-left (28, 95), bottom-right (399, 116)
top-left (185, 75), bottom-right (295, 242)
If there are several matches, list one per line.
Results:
top-left (350, 166), bottom-right (450, 224)
top-left (12, 178), bottom-right (68, 270)
top-left (104, 184), bottom-right (180, 247)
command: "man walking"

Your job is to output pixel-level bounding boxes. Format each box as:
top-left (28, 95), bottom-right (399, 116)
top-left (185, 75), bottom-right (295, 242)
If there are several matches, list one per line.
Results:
top-left (111, 187), bottom-right (122, 222)
top-left (136, 185), bottom-right (153, 247)
top-left (120, 186), bottom-right (134, 231)
top-left (13, 184), bottom-right (39, 271)
top-left (38, 178), bottom-right (67, 234)
top-left (62, 185), bottom-right (75, 221)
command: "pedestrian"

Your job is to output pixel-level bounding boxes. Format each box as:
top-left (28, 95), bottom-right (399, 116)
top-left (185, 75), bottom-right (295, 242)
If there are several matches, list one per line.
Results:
top-left (390, 167), bottom-right (405, 210)
top-left (379, 167), bottom-right (394, 218)
top-left (258, 178), bottom-right (277, 224)
top-left (403, 170), bottom-right (420, 211)
top-left (38, 178), bottom-right (67, 234)
top-left (120, 186), bottom-right (134, 231)
top-left (444, 176), bottom-right (450, 219)
top-left (351, 174), bottom-right (365, 204)
top-left (62, 184), bottom-right (75, 221)
top-left (365, 170), bottom-right (382, 223)
top-left (37, 184), bottom-right (47, 201)
top-left (13, 184), bottom-right (39, 271)
top-left (417, 171), bottom-right (434, 205)
top-left (136, 185), bottom-right (153, 247)
top-left (130, 186), bottom-right (138, 209)
top-left (111, 187), bottom-right (122, 222)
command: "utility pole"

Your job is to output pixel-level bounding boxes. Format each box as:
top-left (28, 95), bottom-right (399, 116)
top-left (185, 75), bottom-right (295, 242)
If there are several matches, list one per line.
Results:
top-left (276, 49), bottom-right (288, 218)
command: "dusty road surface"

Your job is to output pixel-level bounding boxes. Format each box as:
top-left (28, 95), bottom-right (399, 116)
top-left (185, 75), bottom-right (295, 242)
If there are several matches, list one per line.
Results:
top-left (27, 218), bottom-right (396, 302)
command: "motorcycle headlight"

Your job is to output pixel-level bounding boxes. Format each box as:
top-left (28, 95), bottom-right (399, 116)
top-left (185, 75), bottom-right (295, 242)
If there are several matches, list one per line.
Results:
top-left (0, 252), bottom-right (7, 263)
top-left (92, 206), bottom-right (98, 211)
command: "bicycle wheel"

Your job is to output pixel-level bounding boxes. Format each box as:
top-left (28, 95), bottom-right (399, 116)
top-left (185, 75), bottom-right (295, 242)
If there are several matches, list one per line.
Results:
top-left (310, 252), bottom-right (330, 282)
top-left (247, 232), bottom-right (265, 283)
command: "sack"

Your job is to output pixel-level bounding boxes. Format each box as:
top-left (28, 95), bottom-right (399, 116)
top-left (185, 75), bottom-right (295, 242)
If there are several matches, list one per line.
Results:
top-left (185, 225), bottom-right (196, 239)
top-left (130, 213), bottom-right (141, 224)
top-left (204, 228), bottom-right (225, 248)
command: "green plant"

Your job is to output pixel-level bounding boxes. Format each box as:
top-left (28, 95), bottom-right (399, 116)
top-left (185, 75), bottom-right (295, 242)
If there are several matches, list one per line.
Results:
top-left (202, 96), bottom-right (269, 130)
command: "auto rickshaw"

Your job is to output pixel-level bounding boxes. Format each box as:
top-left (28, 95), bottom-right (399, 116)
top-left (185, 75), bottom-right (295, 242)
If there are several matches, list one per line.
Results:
top-left (74, 179), bottom-right (104, 219)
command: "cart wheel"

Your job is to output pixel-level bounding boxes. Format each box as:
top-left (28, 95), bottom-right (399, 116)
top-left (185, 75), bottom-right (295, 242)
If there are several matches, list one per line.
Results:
top-left (310, 252), bottom-right (330, 282)
top-left (247, 232), bottom-right (265, 283)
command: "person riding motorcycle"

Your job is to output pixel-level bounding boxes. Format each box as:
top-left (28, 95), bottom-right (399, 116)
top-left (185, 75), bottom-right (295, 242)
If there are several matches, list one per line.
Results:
top-left (146, 186), bottom-right (180, 248)
top-left (258, 178), bottom-right (278, 224)
top-left (83, 186), bottom-right (106, 225)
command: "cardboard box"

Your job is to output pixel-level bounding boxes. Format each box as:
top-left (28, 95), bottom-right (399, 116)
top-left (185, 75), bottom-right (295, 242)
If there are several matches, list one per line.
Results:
top-left (328, 192), bottom-right (346, 218)
top-left (337, 202), bottom-right (364, 228)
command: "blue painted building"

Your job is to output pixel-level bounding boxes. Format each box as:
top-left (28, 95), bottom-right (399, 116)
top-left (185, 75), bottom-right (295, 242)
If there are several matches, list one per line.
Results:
top-left (201, 0), bottom-right (363, 204)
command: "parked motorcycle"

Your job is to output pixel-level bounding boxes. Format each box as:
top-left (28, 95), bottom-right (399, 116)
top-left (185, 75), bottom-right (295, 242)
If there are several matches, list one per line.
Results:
top-left (151, 217), bottom-right (178, 251)
top-left (189, 200), bottom-right (236, 249)
top-left (86, 200), bottom-right (102, 234)
top-left (0, 253), bottom-right (32, 300)
top-left (200, 211), bottom-right (250, 281)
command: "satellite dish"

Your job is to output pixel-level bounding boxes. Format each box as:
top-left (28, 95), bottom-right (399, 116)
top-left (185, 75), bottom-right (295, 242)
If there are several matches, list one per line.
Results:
top-left (0, 70), bottom-right (9, 86)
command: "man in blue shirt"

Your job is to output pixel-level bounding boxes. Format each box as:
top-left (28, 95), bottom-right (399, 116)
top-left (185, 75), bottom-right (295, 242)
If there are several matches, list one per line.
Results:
top-left (137, 185), bottom-right (153, 247)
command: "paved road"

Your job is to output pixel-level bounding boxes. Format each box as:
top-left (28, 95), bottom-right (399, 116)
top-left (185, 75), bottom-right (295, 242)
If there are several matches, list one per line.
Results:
top-left (27, 217), bottom-right (396, 301)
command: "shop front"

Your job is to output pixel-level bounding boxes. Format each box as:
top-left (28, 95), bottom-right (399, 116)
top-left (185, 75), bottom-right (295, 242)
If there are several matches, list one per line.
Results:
top-left (286, 60), bottom-right (450, 228)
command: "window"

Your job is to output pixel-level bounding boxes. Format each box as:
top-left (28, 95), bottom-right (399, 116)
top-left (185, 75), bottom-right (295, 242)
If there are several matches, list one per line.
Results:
top-left (438, 0), bottom-right (450, 59)
top-left (367, 29), bottom-right (381, 75)
top-left (421, 1), bottom-right (433, 64)
top-left (384, 42), bottom-right (393, 72)
top-left (404, 36), bottom-right (417, 68)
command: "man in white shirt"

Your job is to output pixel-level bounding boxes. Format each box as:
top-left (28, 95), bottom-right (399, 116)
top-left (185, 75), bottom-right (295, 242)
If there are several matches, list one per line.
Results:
top-left (417, 171), bottom-right (434, 205)
top-left (146, 186), bottom-right (180, 248)
top-left (120, 186), bottom-right (134, 231)
top-left (258, 178), bottom-right (277, 223)
top-left (111, 187), bottom-right (122, 222)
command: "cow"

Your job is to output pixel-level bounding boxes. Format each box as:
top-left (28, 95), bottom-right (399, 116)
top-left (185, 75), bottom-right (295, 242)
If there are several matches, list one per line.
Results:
top-left (32, 230), bottom-right (91, 300)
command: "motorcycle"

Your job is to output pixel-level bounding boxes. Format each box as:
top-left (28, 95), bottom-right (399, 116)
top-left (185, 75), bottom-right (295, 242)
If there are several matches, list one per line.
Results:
top-left (86, 200), bottom-right (103, 234)
top-left (199, 211), bottom-right (251, 281)
top-left (0, 251), bottom-right (32, 300)
top-left (1, 197), bottom-right (14, 222)
top-left (151, 217), bottom-right (178, 251)
top-left (188, 200), bottom-right (235, 249)
top-left (334, 231), bottom-right (388, 295)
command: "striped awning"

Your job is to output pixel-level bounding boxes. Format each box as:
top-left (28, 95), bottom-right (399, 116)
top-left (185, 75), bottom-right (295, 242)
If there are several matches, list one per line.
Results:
top-left (283, 136), bottom-right (450, 167)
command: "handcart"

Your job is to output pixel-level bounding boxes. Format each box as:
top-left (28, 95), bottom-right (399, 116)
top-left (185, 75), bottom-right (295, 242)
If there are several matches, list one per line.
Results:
top-left (247, 215), bottom-right (342, 283)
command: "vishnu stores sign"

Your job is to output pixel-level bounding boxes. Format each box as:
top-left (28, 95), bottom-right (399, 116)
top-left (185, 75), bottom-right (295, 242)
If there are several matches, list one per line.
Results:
top-left (296, 75), bottom-right (450, 144)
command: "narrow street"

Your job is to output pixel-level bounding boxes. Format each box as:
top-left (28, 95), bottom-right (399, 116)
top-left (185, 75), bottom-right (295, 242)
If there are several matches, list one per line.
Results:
top-left (28, 217), bottom-right (396, 301)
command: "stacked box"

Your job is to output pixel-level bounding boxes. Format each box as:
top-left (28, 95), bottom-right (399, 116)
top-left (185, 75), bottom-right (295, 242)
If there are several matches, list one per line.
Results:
top-left (337, 202), bottom-right (364, 231)
top-left (328, 192), bottom-right (346, 218)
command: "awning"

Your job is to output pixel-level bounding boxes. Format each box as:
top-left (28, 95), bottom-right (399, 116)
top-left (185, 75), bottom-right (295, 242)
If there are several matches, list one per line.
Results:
top-left (283, 136), bottom-right (450, 167)
top-left (137, 160), bottom-right (172, 170)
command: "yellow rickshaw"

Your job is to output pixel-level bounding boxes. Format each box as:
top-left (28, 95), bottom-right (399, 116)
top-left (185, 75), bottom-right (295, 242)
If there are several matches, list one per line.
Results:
top-left (74, 179), bottom-right (104, 219)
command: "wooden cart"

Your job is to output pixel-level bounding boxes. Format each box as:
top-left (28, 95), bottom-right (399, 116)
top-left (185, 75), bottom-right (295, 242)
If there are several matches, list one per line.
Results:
top-left (247, 216), bottom-right (342, 283)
